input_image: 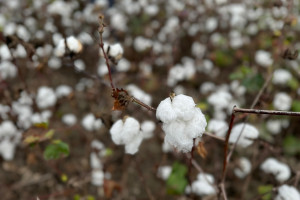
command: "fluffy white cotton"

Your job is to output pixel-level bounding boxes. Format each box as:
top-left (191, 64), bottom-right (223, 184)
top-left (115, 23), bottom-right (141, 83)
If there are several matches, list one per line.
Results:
top-left (207, 90), bottom-right (232, 110)
top-left (0, 44), bottom-right (12, 60)
top-left (162, 141), bottom-right (173, 153)
top-left (102, 43), bottom-right (124, 62)
top-left (157, 166), bottom-right (172, 180)
top-left (273, 69), bottom-right (292, 85)
top-left (255, 50), bottom-right (273, 67)
top-left (141, 120), bottom-right (155, 139)
top-left (273, 92), bottom-right (292, 111)
top-left (167, 60), bottom-right (196, 87)
top-left (134, 36), bottom-right (153, 52)
top-left (205, 17), bottom-right (218, 32)
top-left (266, 120), bottom-right (283, 135)
top-left (91, 170), bottom-right (104, 186)
top-left (207, 119), bottom-right (228, 138)
top-left (74, 59), bottom-right (86, 72)
top-left (62, 114), bottom-right (77, 126)
top-left (261, 158), bottom-right (291, 182)
top-left (56, 85), bottom-right (72, 98)
top-left (234, 157), bottom-right (251, 178)
top-left (126, 84), bottom-right (152, 106)
top-left (91, 139), bottom-right (105, 151)
top-left (0, 61), bottom-right (17, 80)
top-left (0, 104), bottom-right (10, 120)
top-left (110, 13), bottom-right (127, 32)
top-left (156, 94), bottom-right (207, 152)
top-left (110, 117), bottom-right (143, 154)
top-left (116, 58), bottom-right (130, 72)
top-left (191, 42), bottom-right (206, 59)
top-left (0, 140), bottom-right (16, 161)
top-left (191, 173), bottom-right (216, 196)
top-left (48, 57), bottom-right (62, 69)
top-left (275, 185), bottom-right (300, 200)
top-left (81, 113), bottom-right (102, 131)
top-left (54, 36), bottom-right (83, 57)
top-left (90, 152), bottom-right (102, 169)
top-left (13, 44), bottom-right (27, 58)
top-left (36, 86), bottom-right (57, 109)
top-left (229, 123), bottom-right (259, 147)
top-left (31, 111), bottom-right (52, 124)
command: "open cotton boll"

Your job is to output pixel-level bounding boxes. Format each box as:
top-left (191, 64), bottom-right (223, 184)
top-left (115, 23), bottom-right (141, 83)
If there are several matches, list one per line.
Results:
top-left (192, 42), bottom-right (206, 59)
top-left (261, 158), bottom-right (291, 182)
top-left (91, 139), bottom-right (105, 151)
top-left (273, 92), bottom-right (292, 111)
top-left (255, 50), bottom-right (273, 67)
top-left (141, 120), bottom-right (155, 139)
top-left (192, 173), bottom-right (216, 196)
top-left (273, 69), bottom-right (292, 85)
top-left (110, 117), bottom-right (143, 154)
top-left (54, 36), bottom-right (82, 57)
top-left (0, 140), bottom-right (16, 161)
top-left (0, 61), bottom-right (17, 80)
top-left (207, 90), bottom-right (232, 110)
top-left (0, 44), bottom-right (12, 60)
top-left (0, 121), bottom-right (18, 138)
top-left (229, 123), bottom-right (259, 147)
top-left (157, 166), bottom-right (172, 180)
top-left (156, 94), bottom-right (207, 152)
top-left (275, 185), bottom-right (300, 200)
top-left (81, 113), bottom-right (102, 131)
top-left (48, 57), bottom-right (62, 69)
top-left (134, 36), bottom-right (153, 52)
top-left (0, 104), bottom-right (10, 120)
top-left (56, 85), bottom-right (72, 98)
top-left (90, 152), bottom-right (102, 169)
top-left (74, 59), bottom-right (86, 72)
top-left (234, 157), bottom-right (251, 178)
top-left (13, 44), bottom-right (27, 58)
top-left (36, 86), bottom-right (57, 109)
top-left (110, 13), bottom-right (127, 32)
top-left (91, 170), bottom-right (104, 186)
top-left (207, 119), bottom-right (228, 137)
top-left (62, 114), bottom-right (77, 126)
top-left (116, 58), bottom-right (130, 72)
top-left (266, 120), bottom-right (282, 135)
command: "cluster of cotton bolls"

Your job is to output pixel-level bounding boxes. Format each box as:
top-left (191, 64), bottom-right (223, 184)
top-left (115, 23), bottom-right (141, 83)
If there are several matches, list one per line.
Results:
top-left (186, 173), bottom-right (216, 197)
top-left (110, 116), bottom-right (155, 154)
top-left (260, 157), bottom-right (291, 182)
top-left (156, 94), bottom-right (207, 153)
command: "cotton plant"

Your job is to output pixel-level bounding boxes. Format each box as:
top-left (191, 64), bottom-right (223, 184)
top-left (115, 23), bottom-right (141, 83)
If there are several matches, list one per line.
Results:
top-left (54, 36), bottom-right (83, 57)
top-left (273, 92), bottom-right (292, 111)
top-left (156, 94), bottom-right (207, 153)
top-left (260, 158), bottom-right (291, 182)
top-left (36, 86), bottom-right (57, 109)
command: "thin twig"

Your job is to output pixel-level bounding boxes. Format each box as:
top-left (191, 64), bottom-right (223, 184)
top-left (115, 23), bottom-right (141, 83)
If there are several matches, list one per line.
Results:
top-left (98, 15), bottom-right (115, 89)
top-left (234, 107), bottom-right (300, 117)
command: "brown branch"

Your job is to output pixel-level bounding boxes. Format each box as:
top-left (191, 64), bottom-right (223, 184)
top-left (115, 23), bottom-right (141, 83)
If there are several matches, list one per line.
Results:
top-left (233, 107), bottom-right (300, 117)
top-left (98, 14), bottom-right (115, 89)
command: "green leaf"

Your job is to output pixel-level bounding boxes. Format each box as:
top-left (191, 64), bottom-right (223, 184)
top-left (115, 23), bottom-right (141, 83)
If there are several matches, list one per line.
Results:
top-left (73, 194), bottom-right (80, 200)
top-left (242, 74), bottom-right (264, 92)
top-left (105, 148), bottom-right (113, 156)
top-left (33, 122), bottom-right (49, 129)
top-left (283, 135), bottom-right (300, 155)
top-left (287, 78), bottom-right (299, 90)
top-left (44, 140), bottom-right (70, 160)
top-left (258, 185), bottom-right (273, 200)
top-left (292, 100), bottom-right (300, 112)
top-left (214, 50), bottom-right (233, 67)
top-left (87, 195), bottom-right (95, 200)
top-left (166, 162), bottom-right (188, 195)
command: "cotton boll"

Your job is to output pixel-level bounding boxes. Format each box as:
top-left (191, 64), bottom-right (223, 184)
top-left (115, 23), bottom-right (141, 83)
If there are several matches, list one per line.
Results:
top-left (0, 140), bottom-right (16, 161)
top-left (0, 105), bottom-right (10, 120)
top-left (48, 57), bottom-right (62, 69)
top-left (255, 50), bottom-right (273, 67)
top-left (229, 123), bottom-right (259, 147)
top-left (275, 185), bottom-right (300, 200)
top-left (144, 4), bottom-right (159, 16)
top-left (157, 166), bottom-right (172, 180)
top-left (191, 42), bottom-right (206, 59)
top-left (207, 119), bottom-right (228, 137)
top-left (111, 13), bottom-right (128, 32)
top-left (108, 43), bottom-right (123, 60)
top-left (36, 86), bottom-right (57, 109)
top-left (78, 32), bottom-right (93, 45)
top-left (273, 92), bottom-right (291, 111)
top-left (116, 58), bottom-right (130, 72)
top-left (272, 69), bottom-right (292, 85)
top-left (0, 44), bottom-right (12, 60)
top-left (167, 65), bottom-right (186, 86)
top-left (82, 114), bottom-right (102, 132)
top-left (266, 120), bottom-right (282, 135)
top-left (156, 98), bottom-right (177, 123)
top-left (16, 25), bottom-right (31, 42)
top-left (125, 135), bottom-right (143, 154)
top-left (91, 170), bottom-right (104, 186)
top-left (67, 36), bottom-right (83, 53)
top-left (234, 157), bottom-right (251, 178)
top-left (56, 85), bottom-right (72, 98)
top-left (141, 120), bottom-right (155, 139)
top-left (205, 17), bottom-right (218, 32)
top-left (172, 94), bottom-right (196, 121)
top-left (91, 140), bottom-right (105, 151)
top-left (13, 44), bottom-right (27, 58)
top-left (3, 22), bottom-right (16, 36)
top-left (62, 114), bottom-right (77, 126)
top-left (134, 36), bottom-right (153, 52)
top-left (200, 82), bottom-right (216, 94)
top-left (74, 59), bottom-right (86, 72)
top-left (90, 152), bottom-right (102, 169)
top-left (0, 61), bottom-right (17, 80)
top-left (260, 158), bottom-right (291, 182)
top-left (185, 109), bottom-right (207, 139)
top-left (207, 90), bottom-right (232, 110)
top-left (192, 173), bottom-right (216, 196)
